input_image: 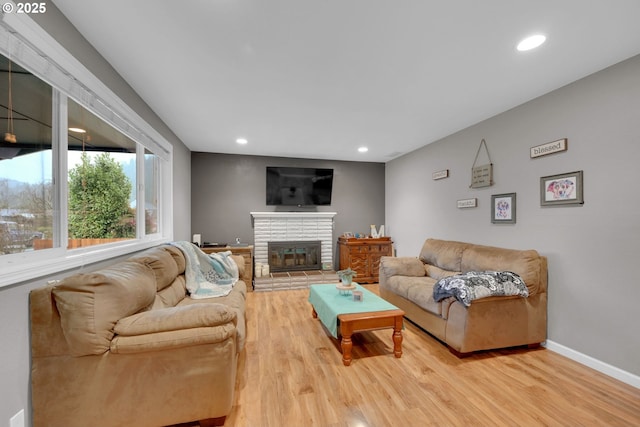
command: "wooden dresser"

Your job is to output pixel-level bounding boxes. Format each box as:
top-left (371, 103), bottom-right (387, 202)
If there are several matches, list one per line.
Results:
top-left (201, 245), bottom-right (254, 290)
top-left (338, 237), bottom-right (393, 284)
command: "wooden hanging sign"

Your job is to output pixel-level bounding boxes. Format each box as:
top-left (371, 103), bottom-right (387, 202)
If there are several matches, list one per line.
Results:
top-left (471, 163), bottom-right (493, 188)
top-left (470, 139), bottom-right (494, 188)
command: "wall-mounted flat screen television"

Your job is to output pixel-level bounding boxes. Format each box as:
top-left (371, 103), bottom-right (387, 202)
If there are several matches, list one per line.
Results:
top-left (266, 166), bottom-right (334, 206)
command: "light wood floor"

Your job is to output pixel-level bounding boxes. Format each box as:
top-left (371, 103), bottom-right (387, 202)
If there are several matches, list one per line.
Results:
top-left (183, 284), bottom-right (640, 426)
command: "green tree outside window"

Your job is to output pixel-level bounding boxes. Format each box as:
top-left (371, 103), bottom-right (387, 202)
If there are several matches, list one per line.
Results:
top-left (68, 152), bottom-right (135, 239)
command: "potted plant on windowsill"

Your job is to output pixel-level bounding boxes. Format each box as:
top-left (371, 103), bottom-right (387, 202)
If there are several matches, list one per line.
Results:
top-left (337, 268), bottom-right (357, 285)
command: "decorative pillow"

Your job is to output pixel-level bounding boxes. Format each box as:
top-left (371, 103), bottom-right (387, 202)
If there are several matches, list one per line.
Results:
top-left (433, 271), bottom-right (528, 307)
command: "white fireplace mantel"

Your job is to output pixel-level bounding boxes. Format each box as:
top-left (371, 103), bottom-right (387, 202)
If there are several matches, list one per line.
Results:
top-left (250, 212), bottom-right (337, 268)
top-left (250, 212), bottom-right (337, 219)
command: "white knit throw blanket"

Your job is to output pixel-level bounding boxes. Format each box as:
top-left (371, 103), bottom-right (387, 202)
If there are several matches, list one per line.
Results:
top-left (170, 241), bottom-right (238, 299)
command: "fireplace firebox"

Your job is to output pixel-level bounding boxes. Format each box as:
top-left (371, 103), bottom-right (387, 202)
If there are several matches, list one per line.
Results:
top-left (268, 240), bottom-right (321, 272)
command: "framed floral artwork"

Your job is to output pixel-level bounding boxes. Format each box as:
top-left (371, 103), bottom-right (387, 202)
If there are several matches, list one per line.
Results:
top-left (491, 193), bottom-right (516, 224)
top-left (540, 171), bottom-right (584, 206)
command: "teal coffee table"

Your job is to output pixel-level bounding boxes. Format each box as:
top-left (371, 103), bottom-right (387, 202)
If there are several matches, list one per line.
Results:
top-left (308, 283), bottom-right (405, 366)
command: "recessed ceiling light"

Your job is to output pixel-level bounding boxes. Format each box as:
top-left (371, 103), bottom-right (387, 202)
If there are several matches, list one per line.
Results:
top-left (68, 127), bottom-right (86, 133)
top-left (236, 138), bottom-right (248, 145)
top-left (358, 146), bottom-right (369, 153)
top-left (517, 34), bottom-right (546, 51)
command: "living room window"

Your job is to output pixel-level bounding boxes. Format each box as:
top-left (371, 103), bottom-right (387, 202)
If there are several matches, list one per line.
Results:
top-left (0, 56), bottom-right (55, 256)
top-left (66, 98), bottom-right (139, 249)
top-left (0, 15), bottom-right (173, 287)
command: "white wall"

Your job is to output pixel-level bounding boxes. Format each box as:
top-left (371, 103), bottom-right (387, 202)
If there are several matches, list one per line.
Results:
top-left (386, 54), bottom-right (640, 378)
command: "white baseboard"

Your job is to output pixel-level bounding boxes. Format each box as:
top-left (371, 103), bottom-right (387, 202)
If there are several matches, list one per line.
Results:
top-left (544, 340), bottom-right (640, 389)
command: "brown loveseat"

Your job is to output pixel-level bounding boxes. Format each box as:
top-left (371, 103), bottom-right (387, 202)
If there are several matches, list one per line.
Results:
top-left (30, 243), bottom-right (247, 427)
top-left (379, 238), bottom-right (547, 356)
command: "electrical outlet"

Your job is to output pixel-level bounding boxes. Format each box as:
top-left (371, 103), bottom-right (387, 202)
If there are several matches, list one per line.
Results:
top-left (10, 409), bottom-right (24, 427)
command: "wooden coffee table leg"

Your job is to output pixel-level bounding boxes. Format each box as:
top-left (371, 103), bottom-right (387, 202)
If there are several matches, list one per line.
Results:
top-left (337, 310), bottom-right (404, 366)
top-left (340, 320), bottom-right (354, 366)
top-left (392, 314), bottom-right (403, 358)
top-left (341, 333), bottom-right (353, 366)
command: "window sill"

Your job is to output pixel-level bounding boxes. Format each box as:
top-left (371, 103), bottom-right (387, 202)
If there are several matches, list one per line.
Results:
top-left (0, 237), bottom-right (170, 289)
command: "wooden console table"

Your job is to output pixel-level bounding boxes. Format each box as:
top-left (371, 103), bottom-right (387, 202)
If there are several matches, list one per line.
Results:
top-left (201, 245), bottom-right (253, 289)
top-left (338, 237), bottom-right (393, 284)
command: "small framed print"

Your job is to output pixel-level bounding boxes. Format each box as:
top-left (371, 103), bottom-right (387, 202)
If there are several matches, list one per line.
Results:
top-left (491, 193), bottom-right (516, 224)
top-left (540, 170), bottom-right (584, 206)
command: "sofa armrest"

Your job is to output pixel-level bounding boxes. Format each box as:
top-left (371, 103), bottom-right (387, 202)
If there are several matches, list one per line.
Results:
top-left (114, 304), bottom-right (236, 336)
top-left (230, 254), bottom-right (246, 278)
top-left (379, 256), bottom-right (426, 278)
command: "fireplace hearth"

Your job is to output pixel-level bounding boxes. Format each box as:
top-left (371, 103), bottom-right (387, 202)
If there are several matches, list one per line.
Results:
top-left (268, 240), bottom-right (321, 272)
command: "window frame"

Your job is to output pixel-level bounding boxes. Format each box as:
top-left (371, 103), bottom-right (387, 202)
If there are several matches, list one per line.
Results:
top-left (0, 10), bottom-right (173, 288)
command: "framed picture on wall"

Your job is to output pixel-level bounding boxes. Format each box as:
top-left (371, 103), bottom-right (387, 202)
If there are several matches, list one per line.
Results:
top-left (491, 193), bottom-right (516, 224)
top-left (540, 170), bottom-right (584, 206)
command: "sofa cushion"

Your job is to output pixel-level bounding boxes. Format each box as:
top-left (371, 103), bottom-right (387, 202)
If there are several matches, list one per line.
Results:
top-left (152, 276), bottom-right (187, 309)
top-left (52, 261), bottom-right (156, 356)
top-left (129, 246), bottom-right (179, 291)
top-left (460, 245), bottom-right (543, 295)
top-left (178, 280), bottom-right (247, 351)
top-left (163, 244), bottom-right (186, 274)
top-left (386, 275), bottom-right (441, 315)
top-left (419, 239), bottom-right (468, 272)
top-left (425, 264), bottom-right (461, 280)
top-left (405, 280), bottom-right (442, 316)
top-left (380, 256), bottom-right (425, 277)
top-left (433, 271), bottom-right (529, 306)
top-left (114, 303), bottom-right (236, 336)
top-left (110, 323), bottom-right (237, 354)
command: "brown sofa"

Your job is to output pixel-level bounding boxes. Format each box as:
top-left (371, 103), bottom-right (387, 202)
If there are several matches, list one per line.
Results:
top-left (30, 243), bottom-right (247, 427)
top-left (379, 238), bottom-right (547, 355)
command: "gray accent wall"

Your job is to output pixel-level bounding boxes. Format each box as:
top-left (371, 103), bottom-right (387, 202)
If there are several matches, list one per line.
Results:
top-left (191, 152), bottom-right (385, 266)
top-left (386, 54), bottom-right (640, 377)
top-left (1, 5), bottom-right (192, 426)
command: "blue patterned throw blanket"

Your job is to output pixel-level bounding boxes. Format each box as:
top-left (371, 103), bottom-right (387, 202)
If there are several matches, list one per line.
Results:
top-left (433, 271), bottom-right (528, 307)
top-left (170, 241), bottom-right (239, 299)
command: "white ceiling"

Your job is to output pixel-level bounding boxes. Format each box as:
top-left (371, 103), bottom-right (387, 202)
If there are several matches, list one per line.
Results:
top-left (51, 0), bottom-right (640, 163)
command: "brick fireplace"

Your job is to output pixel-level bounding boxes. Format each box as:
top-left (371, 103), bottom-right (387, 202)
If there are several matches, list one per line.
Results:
top-left (251, 212), bottom-right (338, 291)
top-left (251, 211), bottom-right (337, 268)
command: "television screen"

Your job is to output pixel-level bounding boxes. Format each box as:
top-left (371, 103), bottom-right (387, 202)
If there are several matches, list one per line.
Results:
top-left (266, 167), bottom-right (334, 206)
